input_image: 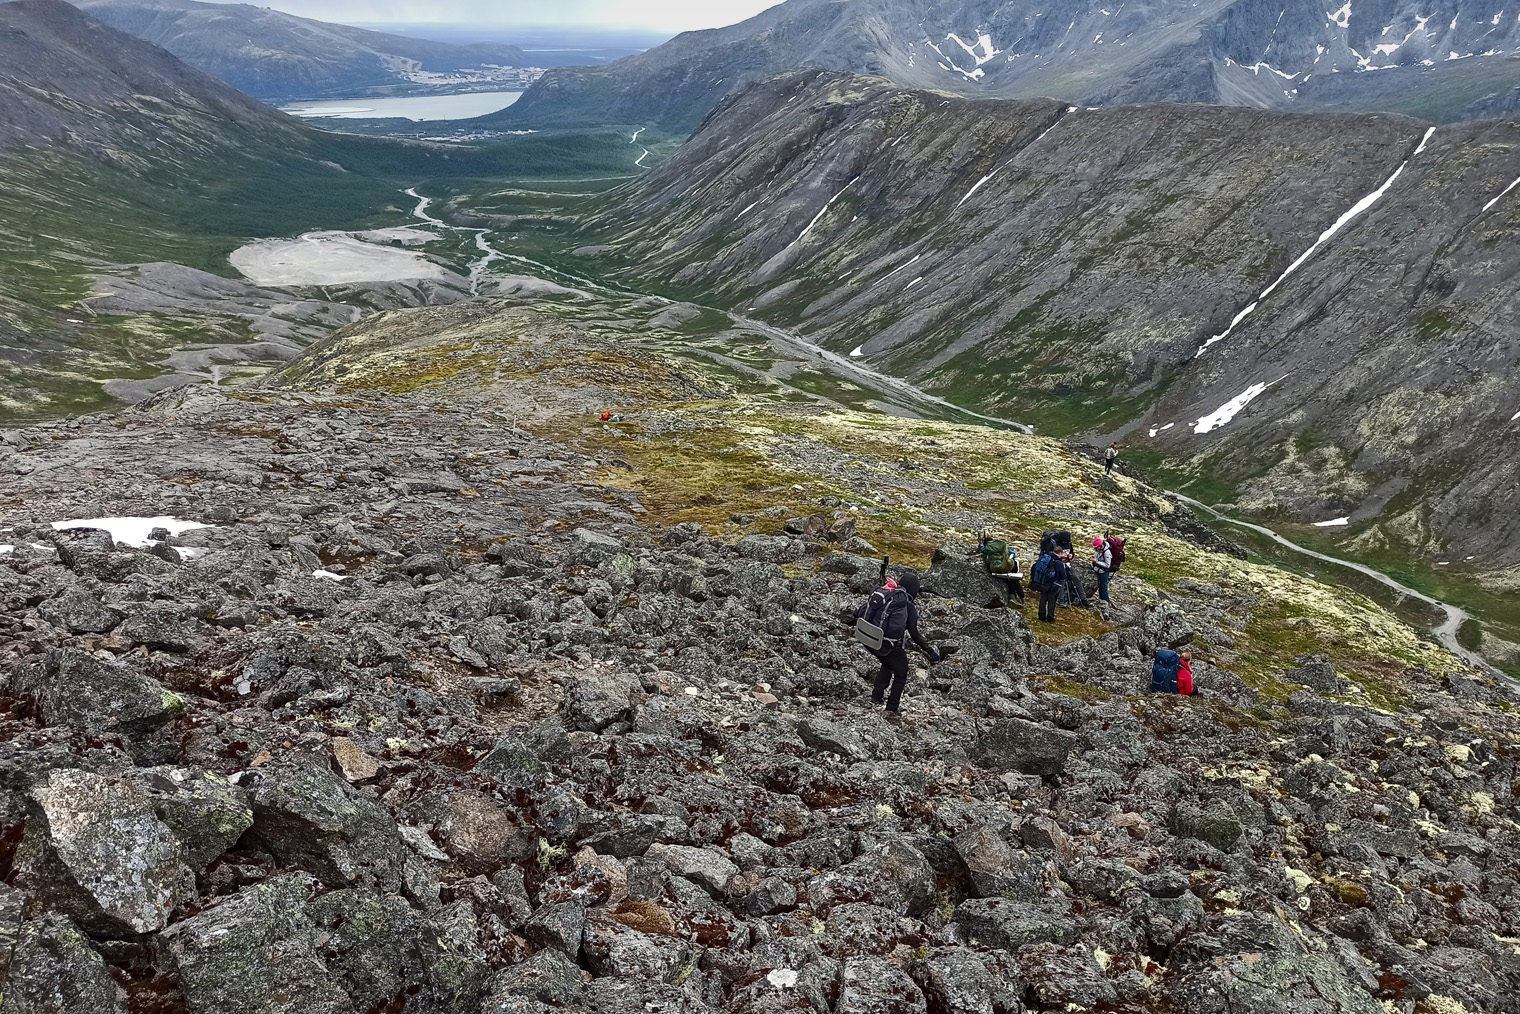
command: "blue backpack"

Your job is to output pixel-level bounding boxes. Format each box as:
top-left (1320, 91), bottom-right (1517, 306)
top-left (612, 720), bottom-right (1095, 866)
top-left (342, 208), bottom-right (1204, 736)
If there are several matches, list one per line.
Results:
top-left (1031, 552), bottom-right (1056, 591)
top-left (1150, 648), bottom-right (1181, 693)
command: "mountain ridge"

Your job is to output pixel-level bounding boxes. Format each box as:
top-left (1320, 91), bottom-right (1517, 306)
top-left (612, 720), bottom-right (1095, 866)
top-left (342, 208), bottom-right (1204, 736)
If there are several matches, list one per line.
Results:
top-left (497, 0), bottom-right (1520, 130)
top-left (69, 0), bottom-right (533, 100)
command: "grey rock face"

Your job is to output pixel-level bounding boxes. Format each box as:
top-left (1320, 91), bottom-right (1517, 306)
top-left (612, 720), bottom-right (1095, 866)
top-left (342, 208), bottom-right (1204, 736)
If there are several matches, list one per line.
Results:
top-left (952, 898), bottom-right (1078, 950)
top-left (952, 827), bottom-right (1043, 900)
top-left (922, 543), bottom-right (1015, 609)
top-left (1291, 653), bottom-right (1340, 693)
top-left (807, 839), bottom-right (936, 917)
top-left (643, 843), bottom-right (740, 898)
top-left (565, 669), bottom-right (642, 732)
top-left (121, 766), bottom-right (253, 871)
top-left (0, 915), bottom-right (127, 1014)
top-left (17, 769), bottom-right (195, 935)
top-left (244, 762), bottom-right (407, 891)
top-left (36, 587), bottom-right (121, 633)
top-left (972, 718), bottom-right (1077, 777)
top-left (158, 875), bottom-right (346, 1014)
top-left (17, 648), bottom-right (184, 742)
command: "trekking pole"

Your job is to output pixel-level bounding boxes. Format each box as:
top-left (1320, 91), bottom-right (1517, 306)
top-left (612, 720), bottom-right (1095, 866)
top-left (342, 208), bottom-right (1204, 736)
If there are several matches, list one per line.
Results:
top-left (879, 555), bottom-right (890, 583)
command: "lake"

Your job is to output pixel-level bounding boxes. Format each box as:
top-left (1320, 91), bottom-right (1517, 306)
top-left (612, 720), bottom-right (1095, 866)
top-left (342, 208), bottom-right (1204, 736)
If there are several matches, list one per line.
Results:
top-left (281, 91), bottom-right (523, 121)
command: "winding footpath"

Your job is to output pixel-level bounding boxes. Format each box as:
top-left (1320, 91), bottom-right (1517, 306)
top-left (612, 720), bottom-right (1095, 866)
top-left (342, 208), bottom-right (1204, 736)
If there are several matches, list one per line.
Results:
top-left (1170, 492), bottom-right (1495, 673)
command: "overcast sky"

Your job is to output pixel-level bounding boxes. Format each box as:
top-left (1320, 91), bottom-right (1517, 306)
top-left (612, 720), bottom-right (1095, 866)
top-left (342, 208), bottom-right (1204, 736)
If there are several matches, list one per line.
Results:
top-left (209, 0), bottom-right (781, 32)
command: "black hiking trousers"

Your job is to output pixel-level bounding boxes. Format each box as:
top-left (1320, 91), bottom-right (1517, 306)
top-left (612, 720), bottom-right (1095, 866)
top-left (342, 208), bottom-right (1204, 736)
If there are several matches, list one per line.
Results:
top-left (1038, 586), bottom-right (1058, 622)
top-left (871, 645), bottom-right (911, 712)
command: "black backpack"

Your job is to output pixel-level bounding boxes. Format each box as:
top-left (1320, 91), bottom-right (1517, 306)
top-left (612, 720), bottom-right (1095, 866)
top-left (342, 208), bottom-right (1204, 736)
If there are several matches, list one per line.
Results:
top-left (856, 585), bottom-right (912, 651)
top-left (1039, 529), bottom-right (1073, 555)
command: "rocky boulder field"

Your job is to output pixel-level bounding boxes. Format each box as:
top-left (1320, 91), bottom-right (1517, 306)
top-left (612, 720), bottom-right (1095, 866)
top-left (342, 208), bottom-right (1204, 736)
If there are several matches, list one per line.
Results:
top-left (0, 313), bottom-right (1517, 1014)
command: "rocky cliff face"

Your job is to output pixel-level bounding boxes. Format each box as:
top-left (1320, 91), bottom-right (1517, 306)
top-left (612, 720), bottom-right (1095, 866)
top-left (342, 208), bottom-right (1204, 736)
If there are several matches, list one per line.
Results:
top-left (70, 0), bottom-right (531, 101)
top-left (552, 71), bottom-right (1520, 572)
top-left (1, 298), bottom-right (1516, 1011)
top-left (499, 0), bottom-right (1520, 130)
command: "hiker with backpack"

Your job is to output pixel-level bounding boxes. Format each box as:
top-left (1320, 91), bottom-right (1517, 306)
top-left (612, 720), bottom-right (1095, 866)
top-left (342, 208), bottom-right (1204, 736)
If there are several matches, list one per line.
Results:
top-left (1104, 443), bottom-right (1119, 475)
top-left (1150, 647), bottom-right (1196, 695)
top-left (976, 532), bottom-right (1024, 606)
top-left (1092, 536), bottom-right (1114, 605)
top-left (853, 562), bottom-right (940, 716)
top-left (1031, 546), bottom-right (1067, 623)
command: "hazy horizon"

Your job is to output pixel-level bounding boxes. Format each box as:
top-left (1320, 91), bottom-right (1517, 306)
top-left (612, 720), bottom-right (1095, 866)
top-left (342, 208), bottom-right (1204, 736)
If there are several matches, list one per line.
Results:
top-left (199, 0), bottom-right (780, 32)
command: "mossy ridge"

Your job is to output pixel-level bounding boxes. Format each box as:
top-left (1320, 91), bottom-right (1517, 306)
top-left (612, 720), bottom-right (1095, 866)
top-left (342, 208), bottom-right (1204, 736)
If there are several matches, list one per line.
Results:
top-left (275, 300), bottom-right (1478, 699)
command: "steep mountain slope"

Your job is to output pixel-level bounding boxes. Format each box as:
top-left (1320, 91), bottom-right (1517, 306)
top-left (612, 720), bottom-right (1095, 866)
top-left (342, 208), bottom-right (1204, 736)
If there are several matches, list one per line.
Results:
top-left (535, 71), bottom-right (1520, 576)
top-left (69, 0), bottom-right (531, 100)
top-left (498, 0), bottom-right (1520, 130)
top-left (8, 297), bottom-right (1510, 1011)
top-left (0, 0), bottom-right (409, 417)
top-left (0, 0), bottom-right (305, 151)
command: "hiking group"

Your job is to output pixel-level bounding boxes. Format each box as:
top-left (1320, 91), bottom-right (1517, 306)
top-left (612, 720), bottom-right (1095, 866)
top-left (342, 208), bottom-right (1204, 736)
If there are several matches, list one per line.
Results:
top-left (851, 530), bottom-right (1154, 717)
top-left (1027, 529), bottom-right (1124, 622)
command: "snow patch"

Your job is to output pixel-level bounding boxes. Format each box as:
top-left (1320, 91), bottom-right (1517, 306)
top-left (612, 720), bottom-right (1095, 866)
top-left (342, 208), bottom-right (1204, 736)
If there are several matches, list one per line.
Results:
top-left (1192, 377), bottom-right (1288, 434)
top-left (1312, 517), bottom-right (1352, 527)
top-left (849, 345), bottom-right (866, 358)
top-left (313, 570), bottom-right (349, 582)
top-left (175, 547), bottom-right (211, 561)
top-left (1481, 174), bottom-right (1520, 212)
top-left (1328, 2), bottom-right (1352, 28)
top-left (51, 516), bottom-right (211, 549)
top-left (737, 200), bottom-right (760, 218)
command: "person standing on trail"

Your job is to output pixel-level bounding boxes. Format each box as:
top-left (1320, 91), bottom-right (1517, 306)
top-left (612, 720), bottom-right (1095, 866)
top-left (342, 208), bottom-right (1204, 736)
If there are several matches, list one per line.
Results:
top-left (1031, 547), bottom-right (1067, 623)
top-left (853, 570), bottom-right (940, 717)
top-left (1092, 536), bottom-right (1114, 605)
top-left (1104, 443), bottom-right (1119, 475)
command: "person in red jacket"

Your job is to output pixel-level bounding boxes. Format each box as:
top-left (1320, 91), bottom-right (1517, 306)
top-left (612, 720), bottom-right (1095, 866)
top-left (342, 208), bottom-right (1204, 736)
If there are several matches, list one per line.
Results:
top-left (1177, 651), bottom-right (1197, 696)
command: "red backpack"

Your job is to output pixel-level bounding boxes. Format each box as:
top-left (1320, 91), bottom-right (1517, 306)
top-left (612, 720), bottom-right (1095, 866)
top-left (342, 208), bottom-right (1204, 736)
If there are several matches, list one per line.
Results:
top-left (1106, 537), bottom-right (1126, 573)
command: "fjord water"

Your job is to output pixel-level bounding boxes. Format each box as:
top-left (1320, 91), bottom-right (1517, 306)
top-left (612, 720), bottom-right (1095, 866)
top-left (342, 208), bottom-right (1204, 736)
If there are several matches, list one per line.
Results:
top-left (281, 91), bottom-right (523, 121)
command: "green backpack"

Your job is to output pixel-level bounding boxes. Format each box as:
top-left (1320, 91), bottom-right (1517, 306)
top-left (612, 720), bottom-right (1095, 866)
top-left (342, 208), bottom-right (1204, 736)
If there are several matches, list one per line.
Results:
top-left (981, 538), bottom-right (1018, 575)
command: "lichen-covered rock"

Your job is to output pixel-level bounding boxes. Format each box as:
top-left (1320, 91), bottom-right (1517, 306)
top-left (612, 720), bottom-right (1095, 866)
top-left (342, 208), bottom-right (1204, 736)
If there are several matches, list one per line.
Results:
top-left (1168, 800), bottom-right (1244, 851)
top-left (15, 769), bottom-right (195, 935)
top-left (122, 766), bottom-right (252, 871)
top-left (1168, 913), bottom-right (1386, 1014)
top-left (952, 827), bottom-right (1044, 900)
top-left (922, 543), bottom-right (1013, 609)
top-left (910, 946), bottom-right (1025, 1014)
top-left (972, 718), bottom-right (1077, 776)
top-left (16, 648), bottom-right (184, 743)
top-left (482, 945), bottom-right (586, 1008)
top-left (308, 889), bottom-right (424, 1011)
top-left (243, 761), bottom-right (407, 891)
top-left (951, 898), bottom-right (1078, 950)
top-left (582, 912), bottom-right (694, 981)
top-left (1290, 653), bottom-right (1340, 693)
top-left (36, 587), bottom-right (122, 634)
top-left (644, 843), bottom-right (740, 898)
top-left (0, 914), bottom-right (127, 1014)
top-left (565, 669), bottom-right (642, 732)
top-left (158, 875), bottom-right (345, 1014)
top-left (807, 839), bottom-right (936, 917)
top-left (837, 955), bottom-right (927, 1014)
